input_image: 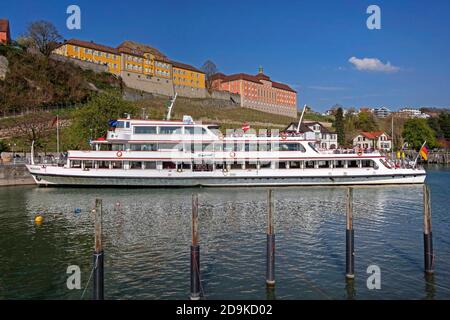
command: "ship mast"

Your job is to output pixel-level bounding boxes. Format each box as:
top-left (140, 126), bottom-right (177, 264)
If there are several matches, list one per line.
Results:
top-left (296, 104), bottom-right (308, 133)
top-left (166, 93), bottom-right (178, 121)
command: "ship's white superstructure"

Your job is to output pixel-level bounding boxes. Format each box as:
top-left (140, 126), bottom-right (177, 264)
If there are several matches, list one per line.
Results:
top-left (26, 117), bottom-right (426, 187)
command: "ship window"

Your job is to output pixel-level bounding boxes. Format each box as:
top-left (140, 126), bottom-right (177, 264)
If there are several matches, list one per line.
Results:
top-left (289, 161), bottom-right (301, 168)
top-left (130, 161), bottom-right (142, 169)
top-left (180, 162), bottom-right (192, 170)
top-left (245, 162), bottom-right (257, 170)
top-left (234, 143), bottom-right (245, 152)
top-left (187, 143), bottom-right (213, 152)
top-left (305, 161), bottom-right (315, 168)
top-left (230, 163), bottom-right (242, 170)
top-left (185, 127), bottom-right (208, 135)
top-left (318, 161), bottom-right (330, 168)
top-left (163, 162), bottom-right (177, 170)
top-left (144, 162), bottom-right (157, 169)
top-left (116, 121), bottom-right (125, 128)
top-left (260, 161), bottom-right (271, 168)
top-left (125, 122), bottom-right (130, 129)
top-left (84, 161), bottom-right (94, 169)
top-left (362, 160), bottom-right (376, 168)
top-left (130, 144), bottom-right (157, 151)
top-left (258, 143), bottom-right (271, 151)
top-left (98, 161), bottom-right (109, 169)
top-left (111, 161), bottom-right (123, 169)
top-left (279, 143), bottom-right (306, 152)
top-left (159, 126), bottom-right (182, 134)
top-left (159, 143), bottom-right (183, 151)
top-left (308, 143), bottom-right (319, 153)
top-left (348, 160), bottom-right (359, 168)
top-left (245, 144), bottom-right (258, 152)
top-left (203, 144), bottom-right (214, 152)
top-left (223, 143), bottom-right (234, 152)
top-left (335, 160), bottom-right (345, 168)
top-left (193, 163), bottom-right (214, 172)
top-left (112, 144), bottom-right (125, 151)
top-left (71, 160), bottom-right (81, 168)
top-left (214, 143), bottom-right (223, 152)
top-left (134, 126), bottom-right (157, 134)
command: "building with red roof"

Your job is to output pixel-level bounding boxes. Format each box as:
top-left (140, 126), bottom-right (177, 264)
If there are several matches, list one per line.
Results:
top-left (353, 131), bottom-right (392, 151)
top-left (0, 19), bottom-right (11, 45)
top-left (211, 67), bottom-right (297, 118)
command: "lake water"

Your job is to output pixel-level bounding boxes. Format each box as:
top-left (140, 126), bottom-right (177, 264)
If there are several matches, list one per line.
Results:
top-left (0, 165), bottom-right (449, 300)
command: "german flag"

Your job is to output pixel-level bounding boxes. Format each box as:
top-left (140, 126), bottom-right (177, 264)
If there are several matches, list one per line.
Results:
top-left (419, 145), bottom-right (429, 161)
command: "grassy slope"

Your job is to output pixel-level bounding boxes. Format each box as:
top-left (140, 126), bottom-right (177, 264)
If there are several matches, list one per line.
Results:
top-left (136, 96), bottom-right (333, 131)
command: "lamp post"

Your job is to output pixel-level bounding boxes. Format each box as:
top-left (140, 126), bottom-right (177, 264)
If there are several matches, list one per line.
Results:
top-left (10, 143), bottom-right (16, 164)
top-left (391, 114), bottom-right (395, 160)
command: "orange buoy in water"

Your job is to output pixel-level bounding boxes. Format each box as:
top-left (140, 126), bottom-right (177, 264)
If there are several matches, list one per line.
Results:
top-left (35, 215), bottom-right (44, 224)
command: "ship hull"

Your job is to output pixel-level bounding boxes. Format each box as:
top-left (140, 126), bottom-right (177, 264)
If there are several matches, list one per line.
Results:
top-left (27, 166), bottom-right (426, 187)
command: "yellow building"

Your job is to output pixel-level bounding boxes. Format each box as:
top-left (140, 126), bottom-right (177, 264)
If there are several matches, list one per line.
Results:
top-left (172, 61), bottom-right (206, 89)
top-left (53, 39), bottom-right (121, 75)
top-left (117, 41), bottom-right (172, 79)
top-left (53, 39), bottom-right (206, 95)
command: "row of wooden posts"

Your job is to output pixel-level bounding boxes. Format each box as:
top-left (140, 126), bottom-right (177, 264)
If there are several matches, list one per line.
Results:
top-left (89, 184), bottom-right (434, 300)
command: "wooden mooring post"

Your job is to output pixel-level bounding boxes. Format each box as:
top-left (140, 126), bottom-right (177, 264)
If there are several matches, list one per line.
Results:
top-left (345, 188), bottom-right (355, 279)
top-left (266, 189), bottom-right (275, 287)
top-left (190, 193), bottom-right (201, 300)
top-left (93, 198), bottom-right (104, 300)
top-left (423, 184), bottom-right (434, 274)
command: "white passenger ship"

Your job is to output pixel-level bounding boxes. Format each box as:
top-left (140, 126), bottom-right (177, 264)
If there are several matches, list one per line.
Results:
top-left (26, 116), bottom-right (426, 187)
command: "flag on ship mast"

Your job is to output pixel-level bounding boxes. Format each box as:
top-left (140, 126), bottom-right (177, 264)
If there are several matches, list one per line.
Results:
top-left (419, 143), bottom-right (429, 161)
top-left (413, 141), bottom-right (428, 167)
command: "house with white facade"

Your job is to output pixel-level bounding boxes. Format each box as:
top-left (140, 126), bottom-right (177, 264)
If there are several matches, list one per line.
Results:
top-left (398, 108), bottom-right (431, 119)
top-left (284, 121), bottom-right (338, 149)
top-left (353, 131), bottom-right (392, 151)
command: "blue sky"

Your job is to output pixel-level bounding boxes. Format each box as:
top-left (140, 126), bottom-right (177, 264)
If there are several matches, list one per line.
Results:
top-left (2, 0), bottom-right (450, 112)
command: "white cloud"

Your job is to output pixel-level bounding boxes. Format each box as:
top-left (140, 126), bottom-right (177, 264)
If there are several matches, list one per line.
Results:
top-left (348, 56), bottom-right (400, 73)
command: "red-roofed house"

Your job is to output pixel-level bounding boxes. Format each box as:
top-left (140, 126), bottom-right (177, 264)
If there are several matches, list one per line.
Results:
top-left (353, 131), bottom-right (392, 151)
top-left (0, 19), bottom-right (11, 44)
top-left (211, 67), bottom-right (297, 118)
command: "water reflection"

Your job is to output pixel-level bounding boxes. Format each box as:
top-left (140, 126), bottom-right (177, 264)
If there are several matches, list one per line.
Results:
top-left (0, 170), bottom-right (449, 299)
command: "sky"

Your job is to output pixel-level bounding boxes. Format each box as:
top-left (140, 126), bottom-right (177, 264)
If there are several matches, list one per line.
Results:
top-left (2, 0), bottom-right (450, 112)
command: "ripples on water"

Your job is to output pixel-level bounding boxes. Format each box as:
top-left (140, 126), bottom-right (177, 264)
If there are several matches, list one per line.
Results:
top-left (0, 166), bottom-right (449, 299)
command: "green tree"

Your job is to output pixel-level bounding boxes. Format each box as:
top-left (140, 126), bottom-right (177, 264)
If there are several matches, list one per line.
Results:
top-left (427, 111), bottom-right (450, 140)
top-left (334, 107), bottom-right (345, 146)
top-left (64, 92), bottom-right (138, 149)
top-left (438, 112), bottom-right (450, 140)
top-left (356, 112), bottom-right (378, 131)
top-left (0, 140), bottom-right (9, 153)
top-left (402, 118), bottom-right (437, 149)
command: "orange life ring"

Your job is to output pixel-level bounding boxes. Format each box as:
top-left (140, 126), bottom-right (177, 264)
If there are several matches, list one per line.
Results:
top-left (357, 148), bottom-right (363, 156)
top-left (116, 151), bottom-right (123, 158)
